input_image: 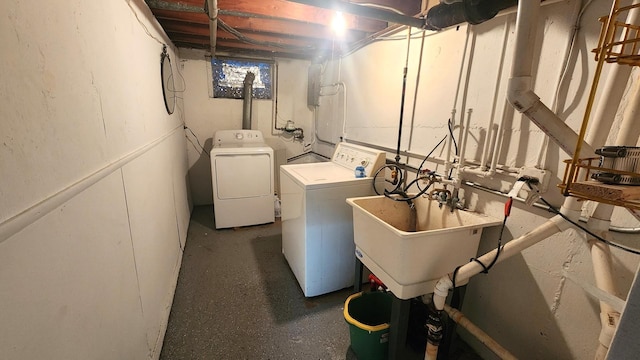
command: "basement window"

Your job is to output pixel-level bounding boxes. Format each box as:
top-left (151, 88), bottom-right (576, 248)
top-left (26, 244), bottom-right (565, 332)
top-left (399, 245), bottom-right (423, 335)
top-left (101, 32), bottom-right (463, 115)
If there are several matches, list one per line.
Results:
top-left (210, 58), bottom-right (273, 99)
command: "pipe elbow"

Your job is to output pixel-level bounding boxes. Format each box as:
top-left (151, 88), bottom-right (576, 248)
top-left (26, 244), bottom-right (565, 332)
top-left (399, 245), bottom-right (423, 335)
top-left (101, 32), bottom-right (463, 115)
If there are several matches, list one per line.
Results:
top-left (433, 276), bottom-right (453, 311)
top-left (507, 76), bottom-right (539, 113)
top-left (598, 311), bottom-right (620, 349)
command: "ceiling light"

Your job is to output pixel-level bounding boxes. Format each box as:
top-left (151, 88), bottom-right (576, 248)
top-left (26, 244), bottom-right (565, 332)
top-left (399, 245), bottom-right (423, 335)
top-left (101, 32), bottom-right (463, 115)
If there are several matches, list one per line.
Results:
top-left (331, 11), bottom-right (346, 37)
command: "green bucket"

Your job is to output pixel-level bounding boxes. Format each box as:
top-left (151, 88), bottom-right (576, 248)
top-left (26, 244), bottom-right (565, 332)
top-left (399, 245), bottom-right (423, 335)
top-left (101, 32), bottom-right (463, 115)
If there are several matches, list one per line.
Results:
top-left (344, 291), bottom-right (392, 360)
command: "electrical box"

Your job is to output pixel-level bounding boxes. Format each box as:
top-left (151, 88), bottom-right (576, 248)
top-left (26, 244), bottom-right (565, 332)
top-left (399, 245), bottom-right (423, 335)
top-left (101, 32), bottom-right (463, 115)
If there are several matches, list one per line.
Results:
top-left (307, 63), bottom-right (321, 107)
top-left (518, 167), bottom-right (551, 193)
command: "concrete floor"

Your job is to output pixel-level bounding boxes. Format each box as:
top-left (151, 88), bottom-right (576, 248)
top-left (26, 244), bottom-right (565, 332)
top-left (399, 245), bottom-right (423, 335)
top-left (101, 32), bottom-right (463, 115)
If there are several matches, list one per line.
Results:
top-left (160, 205), bottom-right (481, 360)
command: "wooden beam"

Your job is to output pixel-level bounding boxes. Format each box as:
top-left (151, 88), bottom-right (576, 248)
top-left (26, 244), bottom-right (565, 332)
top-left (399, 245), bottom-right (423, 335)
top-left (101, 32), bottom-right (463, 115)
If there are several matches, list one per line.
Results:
top-left (218, 0), bottom-right (386, 33)
top-left (150, 8), bottom-right (209, 25)
top-left (216, 29), bottom-right (317, 49)
top-left (218, 14), bottom-right (368, 42)
top-left (150, 8), bottom-right (368, 42)
top-left (160, 20), bottom-right (209, 36)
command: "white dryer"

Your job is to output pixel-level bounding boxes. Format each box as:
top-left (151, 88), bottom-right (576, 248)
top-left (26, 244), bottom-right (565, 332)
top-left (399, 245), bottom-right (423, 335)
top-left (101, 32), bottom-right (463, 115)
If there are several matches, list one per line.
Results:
top-left (210, 130), bottom-right (274, 229)
top-left (280, 142), bottom-right (386, 297)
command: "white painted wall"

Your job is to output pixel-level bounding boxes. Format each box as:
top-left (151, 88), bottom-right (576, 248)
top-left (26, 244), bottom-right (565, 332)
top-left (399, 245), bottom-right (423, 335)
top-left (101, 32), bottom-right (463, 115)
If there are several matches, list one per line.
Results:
top-left (0, 1), bottom-right (190, 359)
top-left (318, 0), bottom-right (640, 358)
top-left (180, 49), bottom-right (315, 205)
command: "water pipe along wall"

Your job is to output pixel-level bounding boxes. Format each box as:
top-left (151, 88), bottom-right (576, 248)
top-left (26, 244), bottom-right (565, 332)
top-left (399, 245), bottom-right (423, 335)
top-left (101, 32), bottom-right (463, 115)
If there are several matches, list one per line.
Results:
top-left (314, 0), bottom-right (640, 358)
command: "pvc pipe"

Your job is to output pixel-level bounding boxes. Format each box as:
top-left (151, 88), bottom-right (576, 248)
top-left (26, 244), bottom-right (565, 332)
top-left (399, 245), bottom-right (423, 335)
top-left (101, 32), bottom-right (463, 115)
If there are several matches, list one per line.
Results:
top-left (481, 19), bottom-right (510, 170)
top-left (506, 0), bottom-right (595, 158)
top-left (459, 165), bottom-right (519, 178)
top-left (535, 0), bottom-right (583, 169)
top-left (432, 196), bottom-right (583, 308)
top-left (406, 31), bottom-right (427, 158)
top-left (453, 26), bottom-right (475, 173)
top-left (490, 99), bottom-right (511, 174)
top-left (587, 205), bottom-right (617, 312)
top-left (588, 24), bottom-right (640, 353)
top-left (616, 79), bottom-right (640, 146)
top-left (588, 4), bottom-right (640, 149)
top-left (433, 217), bottom-right (563, 311)
top-left (0, 124), bottom-right (184, 244)
top-left (444, 304), bottom-right (517, 360)
top-left (458, 109), bottom-right (473, 171)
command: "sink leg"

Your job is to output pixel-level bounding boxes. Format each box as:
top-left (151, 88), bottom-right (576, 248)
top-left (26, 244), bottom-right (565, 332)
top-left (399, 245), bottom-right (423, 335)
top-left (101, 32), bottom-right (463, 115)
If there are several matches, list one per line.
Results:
top-left (438, 285), bottom-right (467, 360)
top-left (354, 257), bottom-right (364, 293)
top-left (389, 294), bottom-right (411, 360)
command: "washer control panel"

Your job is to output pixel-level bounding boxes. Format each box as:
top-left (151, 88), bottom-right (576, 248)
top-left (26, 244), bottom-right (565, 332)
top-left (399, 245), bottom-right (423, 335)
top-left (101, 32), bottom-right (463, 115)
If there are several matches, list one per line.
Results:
top-left (332, 143), bottom-right (386, 176)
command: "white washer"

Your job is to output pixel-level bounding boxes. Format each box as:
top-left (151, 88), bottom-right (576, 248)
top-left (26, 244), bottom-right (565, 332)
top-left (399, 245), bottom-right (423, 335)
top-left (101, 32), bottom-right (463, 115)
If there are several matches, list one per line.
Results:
top-left (210, 130), bottom-right (274, 229)
top-left (280, 142), bottom-right (386, 297)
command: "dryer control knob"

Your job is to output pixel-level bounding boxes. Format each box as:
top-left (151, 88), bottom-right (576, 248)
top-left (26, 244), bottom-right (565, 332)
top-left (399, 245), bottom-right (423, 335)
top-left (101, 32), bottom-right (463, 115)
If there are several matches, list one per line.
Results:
top-left (235, 133), bottom-right (244, 140)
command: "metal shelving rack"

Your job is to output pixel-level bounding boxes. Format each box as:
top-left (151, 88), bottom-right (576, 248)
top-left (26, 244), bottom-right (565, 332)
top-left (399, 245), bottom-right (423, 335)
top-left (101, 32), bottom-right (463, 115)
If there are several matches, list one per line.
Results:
top-left (559, 0), bottom-right (640, 210)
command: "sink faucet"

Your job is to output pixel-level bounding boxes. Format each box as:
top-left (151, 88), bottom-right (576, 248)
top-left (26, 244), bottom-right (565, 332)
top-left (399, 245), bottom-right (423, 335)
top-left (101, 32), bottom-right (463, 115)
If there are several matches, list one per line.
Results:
top-left (430, 188), bottom-right (464, 212)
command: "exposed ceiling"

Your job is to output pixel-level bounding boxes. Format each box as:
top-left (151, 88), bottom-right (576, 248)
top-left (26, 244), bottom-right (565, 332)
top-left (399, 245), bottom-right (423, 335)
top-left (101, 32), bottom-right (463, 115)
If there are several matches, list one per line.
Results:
top-left (145, 0), bottom-right (426, 60)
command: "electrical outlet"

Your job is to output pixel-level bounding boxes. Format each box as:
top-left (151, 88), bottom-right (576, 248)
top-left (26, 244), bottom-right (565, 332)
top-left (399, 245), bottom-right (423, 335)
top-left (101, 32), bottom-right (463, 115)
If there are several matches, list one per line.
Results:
top-left (517, 167), bottom-right (551, 193)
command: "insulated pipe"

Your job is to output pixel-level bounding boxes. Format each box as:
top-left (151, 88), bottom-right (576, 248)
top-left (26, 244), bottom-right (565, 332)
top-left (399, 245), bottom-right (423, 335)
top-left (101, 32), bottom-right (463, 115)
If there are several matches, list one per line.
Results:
top-left (444, 304), bottom-right (517, 360)
top-left (242, 72), bottom-right (255, 130)
top-left (506, 0), bottom-right (595, 158)
top-left (425, 0), bottom-right (517, 31)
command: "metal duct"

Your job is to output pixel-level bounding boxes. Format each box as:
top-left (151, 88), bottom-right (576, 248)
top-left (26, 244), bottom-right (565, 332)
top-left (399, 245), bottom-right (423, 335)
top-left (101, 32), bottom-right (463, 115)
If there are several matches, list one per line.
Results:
top-left (242, 72), bottom-right (255, 130)
top-left (425, 0), bottom-right (517, 31)
top-left (205, 0), bottom-right (218, 56)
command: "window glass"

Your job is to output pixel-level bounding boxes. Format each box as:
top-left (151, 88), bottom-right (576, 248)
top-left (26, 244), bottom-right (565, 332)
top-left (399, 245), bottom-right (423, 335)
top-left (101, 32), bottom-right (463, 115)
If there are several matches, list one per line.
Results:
top-left (211, 58), bottom-right (273, 99)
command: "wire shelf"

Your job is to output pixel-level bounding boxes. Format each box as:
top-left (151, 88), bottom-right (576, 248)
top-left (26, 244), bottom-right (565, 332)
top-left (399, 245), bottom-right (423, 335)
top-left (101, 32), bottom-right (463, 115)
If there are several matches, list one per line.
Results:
top-left (561, 0), bottom-right (640, 210)
top-left (559, 158), bottom-right (640, 210)
top-left (593, 3), bottom-right (640, 66)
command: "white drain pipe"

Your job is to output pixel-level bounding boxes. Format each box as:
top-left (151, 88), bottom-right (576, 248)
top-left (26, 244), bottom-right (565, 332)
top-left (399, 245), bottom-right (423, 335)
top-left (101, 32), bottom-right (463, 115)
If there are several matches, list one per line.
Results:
top-left (444, 304), bottom-right (517, 360)
top-left (584, 5), bottom-right (640, 358)
top-left (426, 198), bottom-right (582, 360)
top-left (426, 0), bottom-right (596, 358)
top-left (506, 0), bottom-right (595, 158)
top-left (588, 71), bottom-right (640, 360)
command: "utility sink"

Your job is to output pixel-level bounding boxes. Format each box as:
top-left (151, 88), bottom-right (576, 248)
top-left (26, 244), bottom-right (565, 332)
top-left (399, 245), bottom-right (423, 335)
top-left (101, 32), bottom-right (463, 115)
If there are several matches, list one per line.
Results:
top-left (346, 195), bottom-right (501, 299)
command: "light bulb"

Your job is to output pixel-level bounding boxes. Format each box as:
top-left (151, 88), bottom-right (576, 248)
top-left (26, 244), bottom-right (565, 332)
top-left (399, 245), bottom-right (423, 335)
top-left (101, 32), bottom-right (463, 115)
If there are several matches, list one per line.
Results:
top-left (331, 11), bottom-right (346, 37)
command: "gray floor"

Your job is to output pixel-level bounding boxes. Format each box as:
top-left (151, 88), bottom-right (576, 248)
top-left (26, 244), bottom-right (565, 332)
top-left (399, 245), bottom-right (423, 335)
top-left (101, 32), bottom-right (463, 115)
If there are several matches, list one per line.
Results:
top-left (160, 205), bottom-right (481, 360)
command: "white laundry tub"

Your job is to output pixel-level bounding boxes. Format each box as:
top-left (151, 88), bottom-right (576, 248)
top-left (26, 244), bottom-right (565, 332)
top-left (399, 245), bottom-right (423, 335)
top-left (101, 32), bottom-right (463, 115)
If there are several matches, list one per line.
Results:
top-left (346, 195), bottom-right (501, 299)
